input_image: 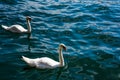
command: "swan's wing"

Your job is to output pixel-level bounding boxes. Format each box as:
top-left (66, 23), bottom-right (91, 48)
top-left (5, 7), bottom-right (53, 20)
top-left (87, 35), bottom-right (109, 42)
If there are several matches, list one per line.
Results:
top-left (8, 25), bottom-right (27, 33)
top-left (35, 57), bottom-right (60, 69)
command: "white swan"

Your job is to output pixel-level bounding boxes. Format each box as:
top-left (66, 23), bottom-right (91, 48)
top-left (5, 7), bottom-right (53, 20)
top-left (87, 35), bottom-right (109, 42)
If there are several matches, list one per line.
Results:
top-left (1, 16), bottom-right (31, 33)
top-left (22, 43), bottom-right (66, 69)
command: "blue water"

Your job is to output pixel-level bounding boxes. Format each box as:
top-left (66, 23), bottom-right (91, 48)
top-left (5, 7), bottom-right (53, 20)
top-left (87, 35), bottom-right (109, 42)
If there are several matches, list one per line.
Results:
top-left (0, 0), bottom-right (120, 80)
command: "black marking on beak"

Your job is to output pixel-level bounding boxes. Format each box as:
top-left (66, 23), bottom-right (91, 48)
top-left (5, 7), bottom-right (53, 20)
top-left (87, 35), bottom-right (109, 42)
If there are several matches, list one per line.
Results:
top-left (63, 46), bottom-right (67, 51)
top-left (26, 16), bottom-right (31, 21)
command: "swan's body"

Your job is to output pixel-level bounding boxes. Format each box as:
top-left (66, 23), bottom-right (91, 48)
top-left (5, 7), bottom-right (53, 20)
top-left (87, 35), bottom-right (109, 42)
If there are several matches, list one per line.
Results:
top-left (22, 44), bottom-right (66, 69)
top-left (1, 25), bottom-right (27, 33)
top-left (22, 56), bottom-right (60, 69)
top-left (1, 16), bottom-right (31, 33)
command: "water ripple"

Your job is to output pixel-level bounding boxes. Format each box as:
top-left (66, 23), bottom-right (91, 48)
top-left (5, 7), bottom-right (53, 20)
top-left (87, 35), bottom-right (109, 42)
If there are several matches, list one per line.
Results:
top-left (0, 0), bottom-right (120, 80)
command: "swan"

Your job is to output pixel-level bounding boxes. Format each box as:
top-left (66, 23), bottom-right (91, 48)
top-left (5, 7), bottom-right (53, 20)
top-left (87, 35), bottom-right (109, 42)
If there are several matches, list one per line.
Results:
top-left (22, 43), bottom-right (66, 69)
top-left (1, 16), bottom-right (31, 33)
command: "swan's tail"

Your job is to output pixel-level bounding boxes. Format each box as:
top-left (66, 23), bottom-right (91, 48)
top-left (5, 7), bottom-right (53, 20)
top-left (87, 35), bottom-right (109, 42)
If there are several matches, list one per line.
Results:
top-left (22, 56), bottom-right (35, 67)
top-left (1, 25), bottom-right (9, 30)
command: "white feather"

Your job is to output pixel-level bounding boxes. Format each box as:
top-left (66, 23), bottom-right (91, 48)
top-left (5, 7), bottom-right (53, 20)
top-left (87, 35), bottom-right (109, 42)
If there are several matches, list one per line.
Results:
top-left (22, 44), bottom-right (66, 69)
top-left (1, 16), bottom-right (31, 33)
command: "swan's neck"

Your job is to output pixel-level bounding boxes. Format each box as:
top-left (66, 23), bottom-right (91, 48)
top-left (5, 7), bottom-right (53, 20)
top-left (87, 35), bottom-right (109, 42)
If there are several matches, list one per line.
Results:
top-left (27, 20), bottom-right (31, 33)
top-left (59, 48), bottom-right (64, 67)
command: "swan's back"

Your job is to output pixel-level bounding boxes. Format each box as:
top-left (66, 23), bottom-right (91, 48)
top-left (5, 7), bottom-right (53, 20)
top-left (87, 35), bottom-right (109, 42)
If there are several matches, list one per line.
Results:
top-left (35, 57), bottom-right (60, 69)
top-left (2, 25), bottom-right (27, 33)
top-left (9, 25), bottom-right (27, 33)
top-left (22, 56), bottom-right (60, 69)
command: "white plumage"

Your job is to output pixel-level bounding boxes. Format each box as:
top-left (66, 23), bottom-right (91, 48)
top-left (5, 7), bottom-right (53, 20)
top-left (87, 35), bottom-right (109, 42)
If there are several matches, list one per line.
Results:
top-left (1, 16), bottom-right (31, 33)
top-left (22, 56), bottom-right (60, 69)
top-left (22, 44), bottom-right (66, 69)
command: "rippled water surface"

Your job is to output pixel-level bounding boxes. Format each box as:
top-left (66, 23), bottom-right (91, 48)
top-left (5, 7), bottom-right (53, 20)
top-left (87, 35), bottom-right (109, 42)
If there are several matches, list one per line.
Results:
top-left (0, 0), bottom-right (120, 80)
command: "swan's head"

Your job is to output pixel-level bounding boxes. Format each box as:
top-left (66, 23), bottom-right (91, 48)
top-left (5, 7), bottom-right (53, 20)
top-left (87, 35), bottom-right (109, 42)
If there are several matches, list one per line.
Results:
top-left (26, 16), bottom-right (31, 21)
top-left (59, 43), bottom-right (66, 51)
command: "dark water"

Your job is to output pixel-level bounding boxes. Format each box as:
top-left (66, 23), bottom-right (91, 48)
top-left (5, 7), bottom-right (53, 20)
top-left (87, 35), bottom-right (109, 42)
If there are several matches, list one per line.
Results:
top-left (0, 0), bottom-right (120, 80)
